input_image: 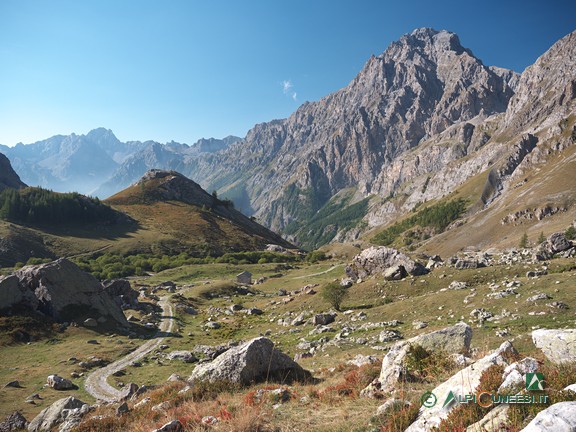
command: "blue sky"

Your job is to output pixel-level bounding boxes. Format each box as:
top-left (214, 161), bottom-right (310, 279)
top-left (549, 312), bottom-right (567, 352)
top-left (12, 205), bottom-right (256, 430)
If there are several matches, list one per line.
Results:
top-left (0, 0), bottom-right (574, 146)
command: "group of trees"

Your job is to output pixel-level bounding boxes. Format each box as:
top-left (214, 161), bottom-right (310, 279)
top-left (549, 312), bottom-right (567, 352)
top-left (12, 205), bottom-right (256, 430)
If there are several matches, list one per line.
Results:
top-left (373, 198), bottom-right (468, 246)
top-left (0, 187), bottom-right (119, 225)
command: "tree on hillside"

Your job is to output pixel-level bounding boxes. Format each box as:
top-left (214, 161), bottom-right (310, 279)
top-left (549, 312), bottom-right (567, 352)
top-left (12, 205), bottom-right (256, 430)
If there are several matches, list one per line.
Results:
top-left (321, 281), bottom-right (348, 312)
top-left (519, 232), bottom-right (529, 248)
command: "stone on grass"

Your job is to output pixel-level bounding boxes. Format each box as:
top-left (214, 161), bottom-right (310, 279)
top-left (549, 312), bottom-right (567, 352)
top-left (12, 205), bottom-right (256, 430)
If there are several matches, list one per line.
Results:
top-left (532, 329), bottom-right (576, 364)
top-left (166, 351), bottom-right (197, 363)
top-left (189, 337), bottom-right (312, 385)
top-left (152, 420), bottom-right (184, 432)
top-left (312, 313), bottom-right (336, 326)
top-left (383, 265), bottom-right (408, 281)
top-left (47, 375), bottom-right (76, 391)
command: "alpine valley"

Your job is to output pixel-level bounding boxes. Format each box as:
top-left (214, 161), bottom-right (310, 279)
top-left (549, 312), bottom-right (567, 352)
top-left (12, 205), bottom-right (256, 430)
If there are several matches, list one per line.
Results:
top-left (1, 28), bottom-right (576, 432)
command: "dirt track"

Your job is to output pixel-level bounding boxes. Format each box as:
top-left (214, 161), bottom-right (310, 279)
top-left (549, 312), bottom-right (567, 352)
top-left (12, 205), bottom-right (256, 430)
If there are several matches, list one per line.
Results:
top-left (84, 297), bottom-right (175, 402)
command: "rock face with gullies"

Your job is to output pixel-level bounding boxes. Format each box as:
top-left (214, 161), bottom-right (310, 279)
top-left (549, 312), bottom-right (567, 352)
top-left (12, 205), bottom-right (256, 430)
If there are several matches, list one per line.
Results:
top-left (532, 329), bottom-right (576, 364)
top-left (362, 323), bottom-right (472, 396)
top-left (27, 397), bottom-right (90, 432)
top-left (520, 401), bottom-right (576, 432)
top-left (189, 337), bottom-right (312, 385)
top-left (0, 258), bottom-right (127, 326)
top-left (0, 153), bottom-right (27, 192)
top-left (185, 28), bottom-right (517, 235)
top-left (405, 341), bottom-right (518, 432)
top-left (346, 246), bottom-right (428, 280)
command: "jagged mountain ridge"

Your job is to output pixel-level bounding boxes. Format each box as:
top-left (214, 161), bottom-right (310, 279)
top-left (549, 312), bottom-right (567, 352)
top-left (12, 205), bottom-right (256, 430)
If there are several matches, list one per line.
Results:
top-left (0, 129), bottom-right (241, 197)
top-left (185, 28), bottom-right (520, 232)
top-left (2, 28), bottom-right (575, 252)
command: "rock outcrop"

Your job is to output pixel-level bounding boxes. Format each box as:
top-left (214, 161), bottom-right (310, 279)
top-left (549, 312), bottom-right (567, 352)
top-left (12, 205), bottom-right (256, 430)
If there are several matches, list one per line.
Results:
top-left (189, 337), bottom-right (312, 385)
top-left (0, 258), bottom-right (127, 326)
top-left (346, 246), bottom-right (428, 280)
top-left (0, 412), bottom-right (28, 432)
top-left (520, 401), bottom-right (576, 432)
top-left (405, 341), bottom-right (517, 431)
top-left (362, 323), bottom-right (472, 396)
top-left (27, 397), bottom-right (90, 432)
top-left (532, 328), bottom-right (576, 364)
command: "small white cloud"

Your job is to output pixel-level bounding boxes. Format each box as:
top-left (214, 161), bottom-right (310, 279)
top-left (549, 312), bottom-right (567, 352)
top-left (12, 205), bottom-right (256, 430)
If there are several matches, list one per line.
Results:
top-left (281, 80), bottom-right (297, 101)
top-left (282, 80), bottom-right (293, 93)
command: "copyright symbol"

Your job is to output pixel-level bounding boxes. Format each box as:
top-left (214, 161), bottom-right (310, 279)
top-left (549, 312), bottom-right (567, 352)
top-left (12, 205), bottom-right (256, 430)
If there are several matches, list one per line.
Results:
top-left (421, 391), bottom-right (437, 408)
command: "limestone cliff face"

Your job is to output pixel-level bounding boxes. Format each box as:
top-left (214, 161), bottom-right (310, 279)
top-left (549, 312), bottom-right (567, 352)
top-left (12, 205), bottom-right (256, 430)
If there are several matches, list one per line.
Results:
top-left (188, 28), bottom-right (517, 235)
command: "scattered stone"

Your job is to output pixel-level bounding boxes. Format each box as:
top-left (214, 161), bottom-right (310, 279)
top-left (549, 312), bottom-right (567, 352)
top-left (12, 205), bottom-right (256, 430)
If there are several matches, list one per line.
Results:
top-left (229, 304), bottom-right (244, 312)
top-left (205, 322), bottom-right (221, 330)
top-left (532, 329), bottom-right (576, 364)
top-left (412, 321), bottom-right (428, 330)
top-left (202, 416), bottom-right (219, 426)
top-left (4, 381), bottom-right (21, 388)
top-left (119, 383), bottom-right (139, 401)
top-left (189, 337), bottom-right (312, 385)
top-left (454, 259), bottom-right (484, 270)
top-left (134, 397), bottom-right (151, 409)
top-left (245, 308), bottom-right (263, 315)
top-left (167, 374), bottom-right (183, 382)
top-left (152, 419), bottom-right (184, 432)
top-left (312, 313), bottom-right (336, 326)
top-left (448, 281), bottom-right (467, 290)
top-left (526, 293), bottom-right (552, 302)
top-left (86, 340), bottom-right (99, 344)
top-left (166, 351), bottom-right (197, 363)
top-left (347, 354), bottom-right (379, 368)
top-left (520, 401), bottom-right (576, 431)
top-left (28, 396), bottom-right (89, 432)
top-left (116, 402), bottom-right (129, 416)
top-left (47, 375), bottom-right (76, 391)
top-left (548, 301), bottom-right (569, 309)
top-left (379, 330), bottom-right (403, 343)
top-left (0, 411), bottom-right (28, 432)
top-left (291, 313), bottom-right (306, 326)
top-left (152, 401), bottom-right (170, 412)
top-left (470, 308), bottom-right (493, 322)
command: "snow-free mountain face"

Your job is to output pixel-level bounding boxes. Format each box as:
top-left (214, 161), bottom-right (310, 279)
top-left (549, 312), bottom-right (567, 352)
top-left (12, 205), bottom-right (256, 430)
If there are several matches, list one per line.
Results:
top-left (0, 129), bottom-right (240, 198)
top-left (3, 28), bottom-right (575, 253)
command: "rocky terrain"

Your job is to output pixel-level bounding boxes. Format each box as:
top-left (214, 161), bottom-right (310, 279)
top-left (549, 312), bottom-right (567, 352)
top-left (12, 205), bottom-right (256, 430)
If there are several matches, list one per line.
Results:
top-left (1, 228), bottom-right (575, 431)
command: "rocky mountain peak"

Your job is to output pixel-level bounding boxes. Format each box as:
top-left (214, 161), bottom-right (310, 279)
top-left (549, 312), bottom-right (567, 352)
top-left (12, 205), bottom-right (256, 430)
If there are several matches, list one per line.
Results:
top-left (385, 28), bottom-right (472, 60)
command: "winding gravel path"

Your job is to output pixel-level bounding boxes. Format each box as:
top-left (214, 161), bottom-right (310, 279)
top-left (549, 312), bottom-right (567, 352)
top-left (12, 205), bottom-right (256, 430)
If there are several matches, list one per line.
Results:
top-left (84, 297), bottom-right (175, 403)
top-left (292, 264), bottom-right (343, 279)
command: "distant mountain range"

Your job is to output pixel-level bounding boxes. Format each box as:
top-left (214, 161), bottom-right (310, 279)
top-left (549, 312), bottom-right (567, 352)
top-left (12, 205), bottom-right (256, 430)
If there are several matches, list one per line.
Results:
top-left (0, 129), bottom-right (241, 198)
top-left (2, 28), bottom-right (575, 252)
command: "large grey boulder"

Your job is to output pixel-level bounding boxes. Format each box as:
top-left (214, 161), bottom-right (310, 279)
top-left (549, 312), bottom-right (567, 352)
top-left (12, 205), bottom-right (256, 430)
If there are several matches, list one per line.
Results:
top-left (0, 259), bottom-right (127, 326)
top-left (535, 232), bottom-right (573, 260)
top-left (346, 246), bottom-right (428, 281)
top-left (520, 401), bottom-right (576, 431)
top-left (532, 329), bottom-right (576, 364)
top-left (189, 337), bottom-right (312, 385)
top-left (28, 397), bottom-right (89, 432)
top-left (362, 323), bottom-right (472, 396)
top-left (405, 341), bottom-right (517, 432)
